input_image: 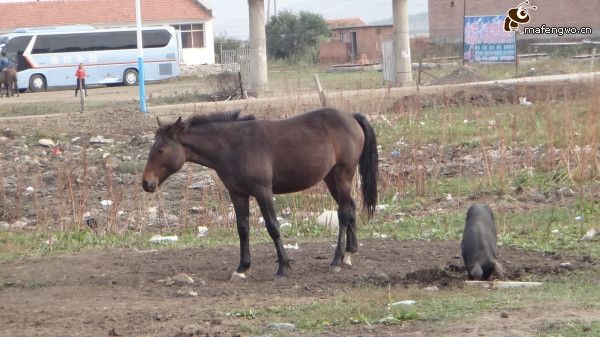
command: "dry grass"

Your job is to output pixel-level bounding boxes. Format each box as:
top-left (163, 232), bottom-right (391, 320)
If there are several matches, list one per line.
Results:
top-left (0, 79), bottom-right (598, 259)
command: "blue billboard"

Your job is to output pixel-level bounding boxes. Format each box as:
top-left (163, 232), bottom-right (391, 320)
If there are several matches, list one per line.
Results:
top-left (464, 15), bottom-right (516, 63)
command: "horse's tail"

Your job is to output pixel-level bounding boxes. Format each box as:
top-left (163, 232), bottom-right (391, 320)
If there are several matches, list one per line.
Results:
top-left (353, 113), bottom-right (378, 218)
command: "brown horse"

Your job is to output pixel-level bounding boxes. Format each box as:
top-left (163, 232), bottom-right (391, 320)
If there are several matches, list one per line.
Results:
top-left (142, 108), bottom-right (378, 279)
top-left (0, 68), bottom-right (18, 97)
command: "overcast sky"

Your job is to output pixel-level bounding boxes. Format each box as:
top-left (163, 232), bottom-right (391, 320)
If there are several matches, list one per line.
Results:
top-left (210, 0), bottom-right (429, 39)
top-left (0, 0), bottom-right (430, 39)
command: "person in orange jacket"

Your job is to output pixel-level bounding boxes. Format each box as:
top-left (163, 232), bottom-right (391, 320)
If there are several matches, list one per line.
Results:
top-left (75, 63), bottom-right (88, 97)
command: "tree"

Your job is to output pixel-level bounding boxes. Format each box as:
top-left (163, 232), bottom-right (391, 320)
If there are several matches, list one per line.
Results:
top-left (266, 10), bottom-right (331, 60)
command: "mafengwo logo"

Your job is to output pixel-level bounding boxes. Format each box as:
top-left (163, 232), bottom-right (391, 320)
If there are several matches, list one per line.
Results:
top-left (503, 0), bottom-right (537, 32)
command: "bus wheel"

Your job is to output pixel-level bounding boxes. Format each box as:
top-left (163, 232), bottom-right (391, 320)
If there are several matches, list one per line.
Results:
top-left (29, 74), bottom-right (47, 92)
top-left (123, 69), bottom-right (139, 86)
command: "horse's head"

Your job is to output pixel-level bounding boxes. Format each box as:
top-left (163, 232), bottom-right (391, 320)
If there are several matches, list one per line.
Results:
top-left (142, 116), bottom-right (186, 193)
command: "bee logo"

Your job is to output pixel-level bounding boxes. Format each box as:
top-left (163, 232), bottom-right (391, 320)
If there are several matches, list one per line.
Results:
top-left (504, 0), bottom-right (537, 32)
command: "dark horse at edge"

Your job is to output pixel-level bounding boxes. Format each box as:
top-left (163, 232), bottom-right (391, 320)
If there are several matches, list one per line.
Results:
top-left (141, 108), bottom-right (378, 279)
top-left (0, 68), bottom-right (19, 98)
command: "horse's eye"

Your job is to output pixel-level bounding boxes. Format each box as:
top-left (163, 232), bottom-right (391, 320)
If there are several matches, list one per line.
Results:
top-left (158, 147), bottom-right (165, 153)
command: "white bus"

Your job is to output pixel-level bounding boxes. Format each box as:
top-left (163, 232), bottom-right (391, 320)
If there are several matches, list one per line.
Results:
top-left (0, 25), bottom-right (181, 92)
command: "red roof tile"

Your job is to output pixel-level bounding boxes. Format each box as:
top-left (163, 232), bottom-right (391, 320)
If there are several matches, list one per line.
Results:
top-left (0, 0), bottom-right (212, 31)
top-left (326, 18), bottom-right (367, 29)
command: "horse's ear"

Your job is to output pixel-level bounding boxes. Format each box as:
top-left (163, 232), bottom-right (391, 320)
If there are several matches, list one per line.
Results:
top-left (173, 116), bottom-right (183, 130)
top-left (156, 116), bottom-right (163, 127)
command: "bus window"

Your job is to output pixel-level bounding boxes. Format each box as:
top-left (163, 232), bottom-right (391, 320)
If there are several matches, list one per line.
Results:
top-left (7, 35), bottom-right (32, 71)
top-left (143, 30), bottom-right (170, 48)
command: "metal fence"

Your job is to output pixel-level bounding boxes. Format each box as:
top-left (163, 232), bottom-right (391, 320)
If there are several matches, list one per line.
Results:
top-left (220, 49), bottom-right (251, 88)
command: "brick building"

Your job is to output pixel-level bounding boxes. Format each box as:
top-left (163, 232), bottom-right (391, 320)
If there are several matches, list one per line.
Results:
top-left (320, 18), bottom-right (394, 65)
top-left (0, 0), bottom-right (215, 64)
top-left (429, 0), bottom-right (600, 42)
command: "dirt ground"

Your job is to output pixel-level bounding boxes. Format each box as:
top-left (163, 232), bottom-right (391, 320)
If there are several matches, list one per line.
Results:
top-left (1, 240), bottom-right (597, 337)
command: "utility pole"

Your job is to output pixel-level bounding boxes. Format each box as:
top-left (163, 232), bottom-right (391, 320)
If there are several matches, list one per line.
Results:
top-left (247, 0), bottom-right (269, 96)
top-left (392, 0), bottom-right (413, 86)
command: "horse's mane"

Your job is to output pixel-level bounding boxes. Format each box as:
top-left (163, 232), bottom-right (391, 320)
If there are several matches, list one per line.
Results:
top-left (184, 110), bottom-right (255, 129)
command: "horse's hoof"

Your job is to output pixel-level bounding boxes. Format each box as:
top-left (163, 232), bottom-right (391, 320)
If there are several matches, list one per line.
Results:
top-left (274, 275), bottom-right (288, 282)
top-left (343, 253), bottom-right (353, 266)
top-left (230, 271), bottom-right (246, 281)
top-left (329, 265), bottom-right (342, 273)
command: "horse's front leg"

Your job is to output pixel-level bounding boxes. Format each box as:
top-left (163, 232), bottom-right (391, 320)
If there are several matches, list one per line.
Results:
top-left (229, 191), bottom-right (251, 280)
top-left (254, 187), bottom-right (291, 279)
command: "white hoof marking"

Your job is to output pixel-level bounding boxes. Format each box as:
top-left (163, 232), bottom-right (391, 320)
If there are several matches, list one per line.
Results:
top-left (231, 271), bottom-right (246, 280)
top-left (343, 253), bottom-right (353, 266)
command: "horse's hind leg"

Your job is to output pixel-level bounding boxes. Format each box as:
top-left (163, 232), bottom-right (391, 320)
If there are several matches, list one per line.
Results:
top-left (324, 171), bottom-right (357, 269)
top-left (229, 191), bottom-right (251, 279)
top-left (326, 168), bottom-right (357, 272)
top-left (254, 187), bottom-right (291, 278)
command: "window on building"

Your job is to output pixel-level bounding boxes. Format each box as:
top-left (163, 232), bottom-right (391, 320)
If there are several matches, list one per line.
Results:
top-left (171, 23), bottom-right (205, 48)
top-left (339, 32), bottom-right (345, 43)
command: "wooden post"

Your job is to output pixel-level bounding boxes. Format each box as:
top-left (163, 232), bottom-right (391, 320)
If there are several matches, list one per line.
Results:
top-left (238, 71), bottom-right (247, 99)
top-left (417, 61), bottom-right (422, 86)
top-left (590, 47), bottom-right (597, 72)
top-left (313, 73), bottom-right (327, 107)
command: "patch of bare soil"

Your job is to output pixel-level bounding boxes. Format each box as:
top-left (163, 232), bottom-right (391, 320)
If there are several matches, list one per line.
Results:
top-left (0, 240), bottom-right (596, 337)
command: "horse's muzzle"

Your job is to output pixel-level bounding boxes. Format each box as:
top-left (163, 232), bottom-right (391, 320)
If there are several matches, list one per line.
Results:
top-left (142, 179), bottom-right (156, 193)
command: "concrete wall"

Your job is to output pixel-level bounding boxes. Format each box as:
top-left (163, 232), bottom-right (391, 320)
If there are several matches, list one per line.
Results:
top-left (429, 0), bottom-right (600, 42)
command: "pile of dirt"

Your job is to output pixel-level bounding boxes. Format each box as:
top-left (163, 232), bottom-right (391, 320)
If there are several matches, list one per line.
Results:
top-left (427, 67), bottom-right (487, 86)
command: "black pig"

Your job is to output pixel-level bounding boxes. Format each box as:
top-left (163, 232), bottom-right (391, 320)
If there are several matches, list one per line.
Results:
top-left (461, 204), bottom-right (503, 280)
